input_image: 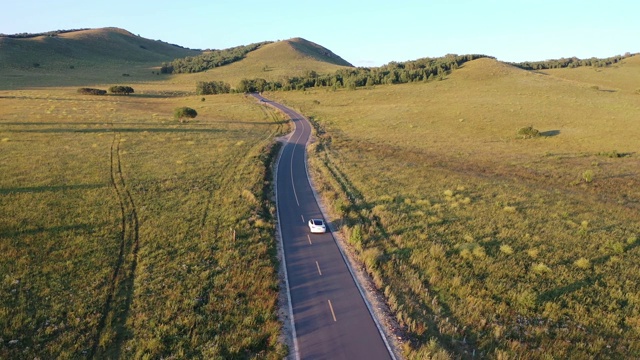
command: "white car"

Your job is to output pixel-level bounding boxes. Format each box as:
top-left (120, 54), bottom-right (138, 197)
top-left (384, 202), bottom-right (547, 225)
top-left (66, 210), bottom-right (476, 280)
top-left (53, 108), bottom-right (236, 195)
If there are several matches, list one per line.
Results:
top-left (308, 219), bottom-right (327, 234)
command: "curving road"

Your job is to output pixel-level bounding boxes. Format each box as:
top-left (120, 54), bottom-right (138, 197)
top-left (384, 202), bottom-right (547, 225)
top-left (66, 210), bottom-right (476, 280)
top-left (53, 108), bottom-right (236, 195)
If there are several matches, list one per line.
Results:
top-left (251, 93), bottom-right (395, 360)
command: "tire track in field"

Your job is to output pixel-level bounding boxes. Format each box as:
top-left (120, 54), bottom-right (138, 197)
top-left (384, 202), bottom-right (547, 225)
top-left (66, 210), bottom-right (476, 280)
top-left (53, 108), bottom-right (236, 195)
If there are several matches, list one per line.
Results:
top-left (90, 133), bottom-right (139, 358)
top-left (189, 104), bottom-right (283, 341)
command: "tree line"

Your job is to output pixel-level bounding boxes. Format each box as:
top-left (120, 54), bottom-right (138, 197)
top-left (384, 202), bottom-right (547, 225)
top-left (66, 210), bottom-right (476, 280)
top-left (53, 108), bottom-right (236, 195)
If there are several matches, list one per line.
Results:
top-left (161, 42), bottom-right (272, 74)
top-left (512, 53), bottom-right (635, 70)
top-left (197, 54), bottom-right (492, 94)
top-left (0, 28), bottom-right (90, 38)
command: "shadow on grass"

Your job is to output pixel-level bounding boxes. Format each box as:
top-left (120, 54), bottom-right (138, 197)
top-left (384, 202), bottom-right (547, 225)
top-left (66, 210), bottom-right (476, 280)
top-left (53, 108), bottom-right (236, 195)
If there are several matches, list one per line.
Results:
top-left (538, 240), bottom-right (640, 302)
top-left (0, 183), bottom-right (105, 195)
top-left (541, 130), bottom-right (560, 137)
top-left (4, 127), bottom-right (226, 134)
top-left (0, 223), bottom-right (103, 239)
top-left (537, 277), bottom-right (594, 302)
top-left (2, 120), bottom-right (286, 126)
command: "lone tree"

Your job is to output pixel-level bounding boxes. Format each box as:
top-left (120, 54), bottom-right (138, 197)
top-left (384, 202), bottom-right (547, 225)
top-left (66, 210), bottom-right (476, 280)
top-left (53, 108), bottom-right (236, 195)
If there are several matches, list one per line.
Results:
top-left (517, 126), bottom-right (540, 139)
top-left (109, 85), bottom-right (134, 95)
top-left (174, 107), bottom-right (197, 123)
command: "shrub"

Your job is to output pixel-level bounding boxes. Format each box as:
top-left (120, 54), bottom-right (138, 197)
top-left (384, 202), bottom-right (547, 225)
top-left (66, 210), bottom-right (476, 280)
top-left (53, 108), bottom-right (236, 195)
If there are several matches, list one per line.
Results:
top-left (532, 262), bottom-right (551, 274)
top-left (582, 170), bottom-right (594, 183)
top-left (574, 257), bottom-right (590, 269)
top-left (517, 126), bottom-right (541, 139)
top-left (499, 244), bottom-right (514, 255)
top-left (196, 81), bottom-right (231, 95)
top-left (109, 86), bottom-right (134, 95)
top-left (173, 107), bottom-right (197, 123)
top-left (597, 150), bottom-right (628, 158)
top-left (77, 88), bottom-right (106, 95)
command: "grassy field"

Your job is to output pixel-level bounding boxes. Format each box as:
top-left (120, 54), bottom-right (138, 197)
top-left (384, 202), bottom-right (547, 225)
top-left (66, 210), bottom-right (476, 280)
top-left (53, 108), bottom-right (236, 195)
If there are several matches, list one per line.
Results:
top-left (0, 30), bottom-right (353, 358)
top-left (4, 26), bottom-right (639, 358)
top-left (268, 56), bottom-right (640, 358)
top-left (0, 87), bottom-right (288, 358)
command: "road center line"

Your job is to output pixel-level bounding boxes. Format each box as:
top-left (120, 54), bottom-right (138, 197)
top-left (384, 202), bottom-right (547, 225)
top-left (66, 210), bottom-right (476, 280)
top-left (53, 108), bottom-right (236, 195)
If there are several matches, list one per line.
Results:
top-left (290, 146), bottom-right (300, 206)
top-left (301, 215), bottom-right (305, 223)
top-left (327, 300), bottom-right (337, 322)
top-left (289, 118), bottom-right (306, 208)
top-left (315, 261), bottom-right (322, 276)
top-left (307, 235), bottom-right (312, 245)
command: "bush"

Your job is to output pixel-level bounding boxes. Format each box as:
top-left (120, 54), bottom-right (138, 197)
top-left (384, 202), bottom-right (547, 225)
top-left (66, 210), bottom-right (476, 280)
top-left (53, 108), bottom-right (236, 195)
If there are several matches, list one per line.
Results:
top-left (582, 170), bottom-right (594, 183)
top-left (77, 88), bottom-right (106, 95)
top-left (109, 86), bottom-right (134, 95)
top-left (174, 107), bottom-right (197, 123)
top-left (517, 126), bottom-right (540, 139)
top-left (196, 81), bottom-right (231, 95)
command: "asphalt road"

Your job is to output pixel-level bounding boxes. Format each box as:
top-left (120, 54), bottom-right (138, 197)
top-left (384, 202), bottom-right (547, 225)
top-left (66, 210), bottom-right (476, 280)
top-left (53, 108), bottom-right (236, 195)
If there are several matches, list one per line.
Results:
top-left (251, 93), bottom-right (394, 360)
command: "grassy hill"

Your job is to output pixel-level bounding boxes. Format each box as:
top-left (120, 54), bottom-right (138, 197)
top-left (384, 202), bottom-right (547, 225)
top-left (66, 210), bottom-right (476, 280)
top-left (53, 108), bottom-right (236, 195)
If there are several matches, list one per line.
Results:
top-left (269, 55), bottom-right (640, 358)
top-left (167, 37), bottom-right (353, 91)
top-left (540, 54), bottom-right (640, 94)
top-left (0, 27), bottom-right (201, 89)
top-left (0, 31), bottom-right (352, 92)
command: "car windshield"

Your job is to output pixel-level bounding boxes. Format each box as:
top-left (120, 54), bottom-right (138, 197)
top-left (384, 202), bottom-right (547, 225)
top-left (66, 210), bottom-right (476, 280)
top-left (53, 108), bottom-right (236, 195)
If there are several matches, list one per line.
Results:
top-left (313, 219), bottom-right (324, 225)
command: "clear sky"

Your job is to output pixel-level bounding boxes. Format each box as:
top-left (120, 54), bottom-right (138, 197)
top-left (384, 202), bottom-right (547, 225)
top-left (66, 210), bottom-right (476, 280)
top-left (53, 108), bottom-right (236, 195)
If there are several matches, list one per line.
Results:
top-left (2, 0), bottom-right (638, 67)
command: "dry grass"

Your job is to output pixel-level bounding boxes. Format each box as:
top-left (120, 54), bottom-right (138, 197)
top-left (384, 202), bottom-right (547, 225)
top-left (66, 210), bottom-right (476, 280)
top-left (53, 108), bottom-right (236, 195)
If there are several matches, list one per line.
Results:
top-left (0, 32), bottom-right (353, 357)
top-left (0, 86), bottom-right (288, 358)
top-left (269, 56), bottom-right (640, 358)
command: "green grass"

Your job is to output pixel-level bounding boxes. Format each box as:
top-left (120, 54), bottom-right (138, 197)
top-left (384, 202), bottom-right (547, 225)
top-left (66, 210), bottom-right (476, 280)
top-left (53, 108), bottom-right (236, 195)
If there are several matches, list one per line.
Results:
top-left (0, 28), bottom-right (200, 90)
top-left (0, 31), bottom-right (357, 358)
top-left (0, 87), bottom-right (288, 358)
top-left (268, 56), bottom-right (640, 358)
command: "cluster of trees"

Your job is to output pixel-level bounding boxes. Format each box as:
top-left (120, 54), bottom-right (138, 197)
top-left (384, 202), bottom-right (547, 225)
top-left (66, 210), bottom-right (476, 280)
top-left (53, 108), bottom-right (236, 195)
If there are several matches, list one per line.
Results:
top-left (233, 54), bottom-right (492, 92)
top-left (194, 54), bottom-right (492, 95)
top-left (194, 52), bottom-right (637, 96)
top-left (196, 81), bottom-right (231, 95)
top-left (0, 28), bottom-right (90, 38)
top-left (160, 42), bottom-right (271, 74)
top-left (77, 88), bottom-right (106, 95)
top-left (76, 86), bottom-right (135, 95)
top-left (513, 53), bottom-right (635, 70)
top-left (109, 86), bottom-right (134, 95)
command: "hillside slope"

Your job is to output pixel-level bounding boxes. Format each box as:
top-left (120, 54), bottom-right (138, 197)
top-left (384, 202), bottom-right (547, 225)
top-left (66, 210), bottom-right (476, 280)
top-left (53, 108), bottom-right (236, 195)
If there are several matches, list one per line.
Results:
top-left (539, 54), bottom-right (640, 93)
top-left (169, 38), bottom-right (353, 90)
top-left (0, 27), bottom-right (199, 69)
top-left (287, 37), bottom-right (352, 67)
top-left (0, 27), bottom-right (200, 89)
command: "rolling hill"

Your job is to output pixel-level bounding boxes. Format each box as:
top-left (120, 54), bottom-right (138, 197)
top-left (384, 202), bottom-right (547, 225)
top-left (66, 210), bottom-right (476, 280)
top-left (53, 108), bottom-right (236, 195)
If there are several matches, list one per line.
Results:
top-left (0, 28), bottom-right (353, 90)
top-left (0, 27), bottom-right (201, 89)
top-left (166, 37), bottom-right (354, 91)
top-left (0, 27), bottom-right (199, 68)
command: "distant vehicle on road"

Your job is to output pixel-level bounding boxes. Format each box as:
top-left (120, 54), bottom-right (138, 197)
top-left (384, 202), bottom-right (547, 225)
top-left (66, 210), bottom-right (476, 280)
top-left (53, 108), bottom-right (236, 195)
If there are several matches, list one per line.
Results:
top-left (308, 219), bottom-right (327, 233)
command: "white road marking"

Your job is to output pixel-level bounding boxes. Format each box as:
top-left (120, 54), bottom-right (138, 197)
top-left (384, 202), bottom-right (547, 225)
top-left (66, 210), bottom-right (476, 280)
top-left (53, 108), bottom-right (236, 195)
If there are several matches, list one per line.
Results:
top-left (289, 118), bottom-right (306, 207)
top-left (301, 215), bottom-right (305, 223)
top-left (307, 235), bottom-right (312, 245)
top-left (328, 300), bottom-right (337, 322)
top-left (315, 261), bottom-right (322, 276)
